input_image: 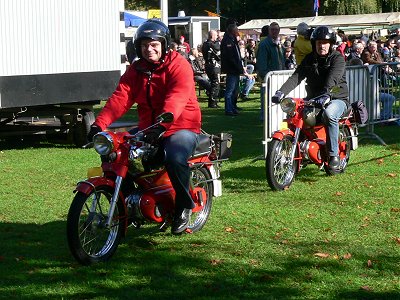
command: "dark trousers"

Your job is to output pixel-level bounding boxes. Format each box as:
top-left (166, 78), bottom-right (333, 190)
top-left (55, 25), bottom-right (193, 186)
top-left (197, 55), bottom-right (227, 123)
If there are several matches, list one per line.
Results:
top-left (162, 130), bottom-right (199, 211)
top-left (205, 66), bottom-right (220, 101)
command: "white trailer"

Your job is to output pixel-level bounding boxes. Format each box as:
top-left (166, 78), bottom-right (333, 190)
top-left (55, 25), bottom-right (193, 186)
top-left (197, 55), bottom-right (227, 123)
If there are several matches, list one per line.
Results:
top-left (0, 0), bottom-right (125, 146)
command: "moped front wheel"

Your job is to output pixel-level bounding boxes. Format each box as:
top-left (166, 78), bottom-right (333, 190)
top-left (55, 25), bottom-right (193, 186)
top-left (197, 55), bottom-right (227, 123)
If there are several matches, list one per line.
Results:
top-left (266, 136), bottom-right (298, 191)
top-left (67, 186), bottom-right (125, 265)
top-left (188, 167), bottom-right (213, 232)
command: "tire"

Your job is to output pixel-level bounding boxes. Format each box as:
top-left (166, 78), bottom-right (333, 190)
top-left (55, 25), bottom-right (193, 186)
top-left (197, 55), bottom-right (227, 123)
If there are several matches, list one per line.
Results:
top-left (324, 126), bottom-right (351, 175)
top-left (66, 186), bottom-right (125, 265)
top-left (73, 110), bottom-right (95, 147)
top-left (188, 167), bottom-right (213, 232)
top-left (266, 136), bottom-right (298, 191)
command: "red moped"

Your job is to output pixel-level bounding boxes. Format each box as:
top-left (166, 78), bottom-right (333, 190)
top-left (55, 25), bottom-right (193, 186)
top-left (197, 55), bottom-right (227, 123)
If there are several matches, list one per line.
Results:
top-left (67, 112), bottom-right (231, 265)
top-left (265, 96), bottom-right (358, 190)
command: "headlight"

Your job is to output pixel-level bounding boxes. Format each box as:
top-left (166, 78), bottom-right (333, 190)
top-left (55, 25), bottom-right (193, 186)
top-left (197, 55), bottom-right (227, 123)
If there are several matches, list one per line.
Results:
top-left (280, 97), bottom-right (296, 113)
top-left (93, 132), bottom-right (114, 155)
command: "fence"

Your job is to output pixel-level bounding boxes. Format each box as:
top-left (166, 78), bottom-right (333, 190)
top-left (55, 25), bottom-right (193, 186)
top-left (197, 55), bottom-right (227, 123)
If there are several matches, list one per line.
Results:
top-left (263, 63), bottom-right (400, 156)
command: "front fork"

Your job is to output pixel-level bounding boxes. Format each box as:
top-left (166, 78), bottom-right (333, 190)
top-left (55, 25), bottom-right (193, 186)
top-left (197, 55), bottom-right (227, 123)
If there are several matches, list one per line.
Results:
top-left (106, 176), bottom-right (123, 228)
top-left (288, 127), bottom-right (301, 169)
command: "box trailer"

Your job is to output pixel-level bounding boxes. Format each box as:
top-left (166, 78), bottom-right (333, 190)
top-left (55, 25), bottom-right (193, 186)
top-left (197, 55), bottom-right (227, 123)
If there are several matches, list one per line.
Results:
top-left (0, 0), bottom-right (126, 146)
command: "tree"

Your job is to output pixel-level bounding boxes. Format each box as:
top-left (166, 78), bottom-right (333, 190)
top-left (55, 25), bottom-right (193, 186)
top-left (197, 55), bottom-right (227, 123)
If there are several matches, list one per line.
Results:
top-left (124, 0), bottom-right (399, 25)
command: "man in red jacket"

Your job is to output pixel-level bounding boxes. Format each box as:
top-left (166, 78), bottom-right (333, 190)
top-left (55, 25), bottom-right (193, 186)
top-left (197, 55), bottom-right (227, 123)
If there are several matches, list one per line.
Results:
top-left (88, 19), bottom-right (202, 235)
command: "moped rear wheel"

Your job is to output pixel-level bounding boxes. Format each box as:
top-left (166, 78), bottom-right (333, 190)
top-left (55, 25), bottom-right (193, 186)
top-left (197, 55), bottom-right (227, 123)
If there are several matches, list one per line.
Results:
top-left (324, 126), bottom-right (351, 175)
top-left (266, 136), bottom-right (298, 191)
top-left (67, 186), bottom-right (125, 265)
top-left (188, 167), bottom-right (213, 232)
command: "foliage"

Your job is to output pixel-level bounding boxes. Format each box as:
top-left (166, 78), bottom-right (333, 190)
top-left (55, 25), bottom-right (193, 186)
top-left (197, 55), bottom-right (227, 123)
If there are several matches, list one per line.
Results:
top-left (125, 0), bottom-right (399, 25)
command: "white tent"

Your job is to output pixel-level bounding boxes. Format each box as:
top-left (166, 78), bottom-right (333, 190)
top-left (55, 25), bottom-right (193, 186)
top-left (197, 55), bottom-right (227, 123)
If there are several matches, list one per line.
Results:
top-left (238, 12), bottom-right (400, 34)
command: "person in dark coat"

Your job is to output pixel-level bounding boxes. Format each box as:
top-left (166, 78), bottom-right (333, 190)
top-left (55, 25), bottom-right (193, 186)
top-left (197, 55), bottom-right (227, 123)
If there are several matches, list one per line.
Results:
top-left (272, 26), bottom-right (349, 171)
top-left (220, 23), bottom-right (246, 115)
top-left (202, 30), bottom-right (221, 108)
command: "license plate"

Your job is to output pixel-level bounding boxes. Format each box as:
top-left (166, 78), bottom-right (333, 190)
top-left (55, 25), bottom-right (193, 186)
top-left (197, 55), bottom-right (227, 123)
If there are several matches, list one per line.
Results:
top-left (87, 167), bottom-right (103, 178)
top-left (280, 121), bottom-right (288, 130)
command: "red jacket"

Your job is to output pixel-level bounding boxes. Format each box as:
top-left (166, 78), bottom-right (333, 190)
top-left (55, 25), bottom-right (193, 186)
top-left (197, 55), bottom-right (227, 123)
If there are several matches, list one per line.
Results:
top-left (94, 51), bottom-right (201, 137)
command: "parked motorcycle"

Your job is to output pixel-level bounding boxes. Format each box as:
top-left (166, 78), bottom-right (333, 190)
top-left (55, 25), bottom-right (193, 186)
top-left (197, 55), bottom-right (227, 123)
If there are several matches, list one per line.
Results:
top-left (67, 112), bottom-right (232, 265)
top-left (265, 95), bottom-right (358, 191)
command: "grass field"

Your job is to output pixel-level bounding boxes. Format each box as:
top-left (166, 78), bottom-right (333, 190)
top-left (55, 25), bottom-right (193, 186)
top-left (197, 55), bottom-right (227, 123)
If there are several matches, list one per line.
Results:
top-left (0, 92), bottom-right (399, 299)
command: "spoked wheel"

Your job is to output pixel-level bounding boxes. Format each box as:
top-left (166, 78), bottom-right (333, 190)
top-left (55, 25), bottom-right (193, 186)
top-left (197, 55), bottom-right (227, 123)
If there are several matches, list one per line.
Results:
top-left (188, 167), bottom-right (213, 232)
top-left (266, 136), bottom-right (299, 191)
top-left (324, 126), bottom-right (351, 175)
top-left (67, 186), bottom-right (125, 265)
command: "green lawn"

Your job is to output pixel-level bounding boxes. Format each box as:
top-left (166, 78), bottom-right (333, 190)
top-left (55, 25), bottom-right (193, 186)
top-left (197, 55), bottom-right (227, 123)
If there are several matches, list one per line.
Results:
top-left (0, 92), bottom-right (399, 299)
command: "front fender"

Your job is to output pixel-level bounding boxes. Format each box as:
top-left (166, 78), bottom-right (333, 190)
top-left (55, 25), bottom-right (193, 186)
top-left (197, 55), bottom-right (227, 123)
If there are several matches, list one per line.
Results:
top-left (271, 129), bottom-right (295, 140)
top-left (74, 177), bottom-right (116, 195)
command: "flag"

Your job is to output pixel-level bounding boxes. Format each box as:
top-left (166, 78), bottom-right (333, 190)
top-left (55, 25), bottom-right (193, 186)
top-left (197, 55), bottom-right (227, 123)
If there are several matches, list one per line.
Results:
top-left (313, 0), bottom-right (320, 13)
top-left (204, 10), bottom-right (220, 17)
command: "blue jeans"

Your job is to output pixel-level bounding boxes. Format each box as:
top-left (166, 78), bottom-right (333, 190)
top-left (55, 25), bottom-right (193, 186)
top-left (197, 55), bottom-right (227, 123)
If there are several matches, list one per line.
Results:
top-left (162, 130), bottom-right (199, 210)
top-left (322, 99), bottom-right (348, 157)
top-left (379, 92), bottom-right (395, 120)
top-left (241, 76), bottom-right (255, 96)
top-left (225, 74), bottom-right (240, 113)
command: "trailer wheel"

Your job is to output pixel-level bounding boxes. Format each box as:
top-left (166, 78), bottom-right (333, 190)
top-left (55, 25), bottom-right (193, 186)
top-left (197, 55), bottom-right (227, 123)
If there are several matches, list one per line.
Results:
top-left (73, 110), bottom-right (95, 147)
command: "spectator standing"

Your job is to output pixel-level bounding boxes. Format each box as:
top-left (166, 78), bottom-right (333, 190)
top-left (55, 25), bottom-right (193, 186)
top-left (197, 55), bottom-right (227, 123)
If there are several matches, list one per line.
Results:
top-left (221, 23), bottom-right (246, 116)
top-left (284, 47), bottom-right (296, 69)
top-left (126, 39), bottom-right (137, 64)
top-left (245, 39), bottom-right (257, 72)
top-left (255, 25), bottom-right (269, 57)
top-left (256, 22), bottom-right (285, 120)
top-left (294, 22), bottom-right (312, 65)
top-left (202, 30), bottom-right (221, 108)
top-left (178, 35), bottom-right (190, 54)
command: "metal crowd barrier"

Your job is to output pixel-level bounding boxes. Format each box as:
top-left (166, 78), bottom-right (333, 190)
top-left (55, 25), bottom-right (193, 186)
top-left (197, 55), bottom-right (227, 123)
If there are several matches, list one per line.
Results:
top-left (263, 63), bottom-right (400, 156)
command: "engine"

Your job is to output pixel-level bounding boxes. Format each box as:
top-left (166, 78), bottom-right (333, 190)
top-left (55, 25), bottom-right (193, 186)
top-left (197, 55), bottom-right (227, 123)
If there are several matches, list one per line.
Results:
top-left (299, 139), bottom-right (325, 164)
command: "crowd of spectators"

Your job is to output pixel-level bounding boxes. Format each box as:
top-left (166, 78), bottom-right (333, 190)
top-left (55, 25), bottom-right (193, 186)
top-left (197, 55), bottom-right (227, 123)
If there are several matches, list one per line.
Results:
top-left (126, 22), bottom-right (400, 121)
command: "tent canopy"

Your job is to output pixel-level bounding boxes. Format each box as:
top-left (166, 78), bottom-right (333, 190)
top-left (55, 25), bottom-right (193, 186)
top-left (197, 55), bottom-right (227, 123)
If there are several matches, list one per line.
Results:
top-left (238, 12), bottom-right (400, 31)
top-left (124, 12), bottom-right (146, 27)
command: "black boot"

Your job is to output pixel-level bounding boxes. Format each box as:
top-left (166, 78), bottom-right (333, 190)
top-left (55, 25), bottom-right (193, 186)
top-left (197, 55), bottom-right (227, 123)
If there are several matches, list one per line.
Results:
top-left (329, 156), bottom-right (340, 169)
top-left (171, 208), bottom-right (191, 235)
top-left (208, 99), bottom-right (220, 108)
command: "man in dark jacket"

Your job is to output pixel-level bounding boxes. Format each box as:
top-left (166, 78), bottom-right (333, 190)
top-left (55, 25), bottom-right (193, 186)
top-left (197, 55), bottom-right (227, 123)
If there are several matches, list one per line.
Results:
top-left (272, 26), bottom-right (349, 171)
top-left (202, 30), bottom-right (221, 108)
top-left (220, 23), bottom-right (246, 115)
top-left (88, 20), bottom-right (201, 235)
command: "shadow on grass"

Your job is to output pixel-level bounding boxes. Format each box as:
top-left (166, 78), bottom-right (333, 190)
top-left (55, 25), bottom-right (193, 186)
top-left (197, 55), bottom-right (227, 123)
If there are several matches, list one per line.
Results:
top-left (221, 162), bottom-right (324, 193)
top-left (0, 220), bottom-right (398, 299)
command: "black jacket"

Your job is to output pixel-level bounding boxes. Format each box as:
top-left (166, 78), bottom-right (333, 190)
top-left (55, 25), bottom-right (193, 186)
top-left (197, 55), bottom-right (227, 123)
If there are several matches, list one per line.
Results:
top-left (202, 39), bottom-right (221, 69)
top-left (280, 50), bottom-right (349, 104)
top-left (220, 34), bottom-right (243, 75)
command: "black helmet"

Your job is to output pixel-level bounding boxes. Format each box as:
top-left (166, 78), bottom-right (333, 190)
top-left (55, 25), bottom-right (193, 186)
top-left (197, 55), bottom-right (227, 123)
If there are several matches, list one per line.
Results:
top-left (310, 26), bottom-right (336, 52)
top-left (134, 19), bottom-right (171, 58)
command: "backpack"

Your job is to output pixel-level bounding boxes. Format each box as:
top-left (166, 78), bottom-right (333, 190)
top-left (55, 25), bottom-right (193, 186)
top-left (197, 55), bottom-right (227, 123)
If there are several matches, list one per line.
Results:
top-left (351, 100), bottom-right (368, 124)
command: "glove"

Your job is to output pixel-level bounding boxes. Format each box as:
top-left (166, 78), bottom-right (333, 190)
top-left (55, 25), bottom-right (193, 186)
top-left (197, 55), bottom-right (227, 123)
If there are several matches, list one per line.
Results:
top-left (272, 91), bottom-right (285, 104)
top-left (313, 95), bottom-right (331, 109)
top-left (87, 124), bottom-right (102, 142)
top-left (143, 125), bottom-right (166, 144)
